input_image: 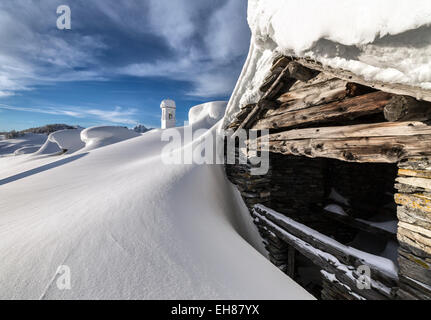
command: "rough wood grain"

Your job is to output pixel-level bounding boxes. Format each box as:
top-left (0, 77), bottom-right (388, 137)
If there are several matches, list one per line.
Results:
top-left (384, 95), bottom-right (431, 122)
top-left (274, 78), bottom-right (348, 114)
top-left (253, 91), bottom-right (393, 130)
top-left (269, 121), bottom-right (431, 141)
top-left (261, 135), bottom-right (431, 163)
top-left (295, 57), bottom-right (431, 103)
top-left (287, 61), bottom-right (319, 82)
top-left (254, 209), bottom-right (393, 300)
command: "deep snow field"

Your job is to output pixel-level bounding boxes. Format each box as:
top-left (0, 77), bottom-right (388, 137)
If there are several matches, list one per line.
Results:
top-left (0, 101), bottom-right (312, 299)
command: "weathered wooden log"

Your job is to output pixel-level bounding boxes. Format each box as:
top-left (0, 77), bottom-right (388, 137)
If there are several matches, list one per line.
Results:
top-left (253, 205), bottom-right (398, 284)
top-left (260, 135), bottom-right (431, 163)
top-left (384, 95), bottom-right (431, 122)
top-left (268, 121), bottom-right (431, 141)
top-left (321, 271), bottom-right (365, 300)
top-left (254, 209), bottom-right (393, 299)
top-left (234, 104), bottom-right (255, 122)
top-left (295, 57), bottom-right (431, 103)
top-left (260, 70), bottom-right (282, 93)
top-left (274, 78), bottom-right (348, 113)
top-left (236, 65), bottom-right (292, 131)
top-left (271, 56), bottom-right (291, 72)
top-left (253, 91), bottom-right (393, 130)
top-left (287, 61), bottom-right (319, 82)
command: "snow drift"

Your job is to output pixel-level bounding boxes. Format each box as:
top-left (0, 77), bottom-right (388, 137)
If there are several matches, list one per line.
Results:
top-left (0, 101), bottom-right (312, 299)
top-left (35, 129), bottom-right (85, 156)
top-left (80, 126), bottom-right (140, 151)
top-left (225, 0), bottom-right (431, 125)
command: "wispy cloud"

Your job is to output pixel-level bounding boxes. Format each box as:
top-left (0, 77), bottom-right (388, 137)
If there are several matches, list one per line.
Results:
top-left (0, 0), bottom-right (249, 99)
top-left (0, 103), bottom-right (138, 124)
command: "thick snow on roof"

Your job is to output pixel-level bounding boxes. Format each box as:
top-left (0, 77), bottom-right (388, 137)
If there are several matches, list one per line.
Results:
top-left (224, 0), bottom-right (431, 126)
top-left (0, 101), bottom-right (312, 299)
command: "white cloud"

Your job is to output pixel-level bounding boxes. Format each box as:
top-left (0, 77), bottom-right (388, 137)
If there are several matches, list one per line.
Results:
top-left (0, 103), bottom-right (139, 125)
top-left (0, 0), bottom-right (250, 99)
top-left (119, 0), bottom-right (250, 97)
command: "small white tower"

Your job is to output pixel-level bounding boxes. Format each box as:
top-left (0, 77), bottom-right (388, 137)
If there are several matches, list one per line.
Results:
top-left (160, 99), bottom-right (176, 129)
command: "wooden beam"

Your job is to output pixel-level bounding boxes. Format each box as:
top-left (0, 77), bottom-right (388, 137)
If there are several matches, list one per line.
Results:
top-left (275, 78), bottom-right (348, 113)
top-left (236, 65), bottom-right (292, 131)
top-left (295, 57), bottom-right (431, 103)
top-left (269, 121), bottom-right (431, 141)
top-left (253, 91), bottom-right (393, 130)
top-left (253, 206), bottom-right (395, 299)
top-left (384, 95), bottom-right (431, 122)
top-left (287, 61), bottom-right (319, 82)
top-left (253, 123), bottom-right (431, 162)
top-left (253, 205), bottom-right (398, 283)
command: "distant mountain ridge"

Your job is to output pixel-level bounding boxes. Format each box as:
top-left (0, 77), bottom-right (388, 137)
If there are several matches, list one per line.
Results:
top-left (133, 124), bottom-right (152, 133)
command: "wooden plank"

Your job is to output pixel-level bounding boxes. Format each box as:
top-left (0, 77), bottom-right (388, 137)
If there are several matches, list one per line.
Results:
top-left (287, 61), bottom-right (319, 82)
top-left (269, 121), bottom-right (431, 141)
top-left (253, 91), bottom-right (393, 130)
top-left (295, 57), bottom-right (431, 103)
top-left (253, 205), bottom-right (398, 283)
top-left (254, 209), bottom-right (392, 300)
top-left (236, 64), bottom-right (293, 131)
top-left (261, 135), bottom-right (431, 163)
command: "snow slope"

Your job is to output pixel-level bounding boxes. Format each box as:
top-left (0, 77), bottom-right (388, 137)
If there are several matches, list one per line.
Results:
top-left (0, 101), bottom-right (312, 299)
top-left (225, 0), bottom-right (431, 125)
top-left (0, 133), bottom-right (46, 157)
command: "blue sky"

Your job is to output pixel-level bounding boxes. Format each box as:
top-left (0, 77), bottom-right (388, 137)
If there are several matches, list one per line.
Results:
top-left (0, 0), bottom-right (250, 131)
